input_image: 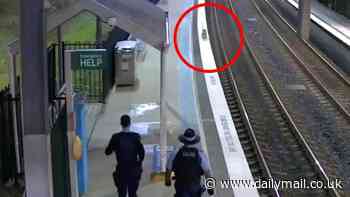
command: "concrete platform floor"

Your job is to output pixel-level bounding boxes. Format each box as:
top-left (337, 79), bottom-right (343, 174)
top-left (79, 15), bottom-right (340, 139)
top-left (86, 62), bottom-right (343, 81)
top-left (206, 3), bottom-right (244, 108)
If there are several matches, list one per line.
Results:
top-left (83, 0), bottom-right (210, 196)
top-left (85, 44), bottom-right (179, 197)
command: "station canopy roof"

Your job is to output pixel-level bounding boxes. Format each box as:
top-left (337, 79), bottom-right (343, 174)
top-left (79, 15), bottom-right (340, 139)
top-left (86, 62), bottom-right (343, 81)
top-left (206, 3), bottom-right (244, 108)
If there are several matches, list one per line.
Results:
top-left (9, 0), bottom-right (167, 53)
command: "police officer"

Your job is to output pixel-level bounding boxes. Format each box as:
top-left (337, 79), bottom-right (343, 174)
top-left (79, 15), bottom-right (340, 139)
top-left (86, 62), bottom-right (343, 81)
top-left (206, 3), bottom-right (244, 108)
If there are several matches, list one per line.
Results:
top-left (105, 115), bottom-right (145, 197)
top-left (165, 128), bottom-right (215, 197)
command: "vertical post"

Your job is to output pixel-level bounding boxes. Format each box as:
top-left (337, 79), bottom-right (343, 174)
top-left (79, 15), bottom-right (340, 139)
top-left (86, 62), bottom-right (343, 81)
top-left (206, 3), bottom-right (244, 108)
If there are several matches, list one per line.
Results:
top-left (8, 50), bottom-right (21, 175)
top-left (57, 25), bottom-right (62, 44)
top-left (57, 26), bottom-right (62, 78)
top-left (57, 26), bottom-right (65, 88)
top-left (160, 12), bottom-right (170, 173)
top-left (298, 0), bottom-right (312, 40)
top-left (20, 0), bottom-right (53, 196)
top-left (96, 16), bottom-right (102, 43)
top-left (160, 46), bottom-right (168, 172)
top-left (65, 51), bottom-right (79, 197)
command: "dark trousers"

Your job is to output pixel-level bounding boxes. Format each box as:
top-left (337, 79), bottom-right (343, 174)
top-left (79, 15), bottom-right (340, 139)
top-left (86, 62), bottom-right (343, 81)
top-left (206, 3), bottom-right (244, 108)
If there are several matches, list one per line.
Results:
top-left (174, 182), bottom-right (203, 197)
top-left (117, 175), bottom-right (140, 197)
top-left (113, 166), bottom-right (141, 197)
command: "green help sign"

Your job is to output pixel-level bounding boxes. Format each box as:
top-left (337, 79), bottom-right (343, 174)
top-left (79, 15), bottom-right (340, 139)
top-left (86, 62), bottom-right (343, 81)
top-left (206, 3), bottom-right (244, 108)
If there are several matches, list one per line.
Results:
top-left (70, 49), bottom-right (107, 70)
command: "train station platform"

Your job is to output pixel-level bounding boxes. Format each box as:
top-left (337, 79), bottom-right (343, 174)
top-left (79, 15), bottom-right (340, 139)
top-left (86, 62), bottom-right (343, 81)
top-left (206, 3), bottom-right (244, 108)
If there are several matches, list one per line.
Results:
top-left (268, 0), bottom-right (350, 74)
top-left (83, 0), bottom-right (188, 196)
top-left (287, 0), bottom-right (350, 46)
top-left (5, 0), bottom-right (350, 196)
top-left (84, 1), bottom-right (197, 196)
top-left (83, 0), bottom-right (257, 196)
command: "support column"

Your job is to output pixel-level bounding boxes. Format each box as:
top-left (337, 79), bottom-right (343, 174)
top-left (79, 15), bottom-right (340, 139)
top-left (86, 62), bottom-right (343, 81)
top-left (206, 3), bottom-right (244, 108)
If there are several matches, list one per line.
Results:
top-left (57, 25), bottom-right (62, 44)
top-left (160, 12), bottom-right (170, 172)
top-left (160, 46), bottom-right (168, 172)
top-left (57, 26), bottom-right (64, 86)
top-left (57, 26), bottom-right (62, 65)
top-left (20, 0), bottom-right (53, 196)
top-left (298, 0), bottom-right (312, 40)
top-left (8, 49), bottom-right (21, 176)
top-left (96, 16), bottom-right (102, 43)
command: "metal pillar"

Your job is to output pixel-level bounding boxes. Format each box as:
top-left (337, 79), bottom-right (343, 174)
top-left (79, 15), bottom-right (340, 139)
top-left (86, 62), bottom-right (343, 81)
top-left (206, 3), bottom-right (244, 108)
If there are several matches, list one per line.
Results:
top-left (298, 0), bottom-right (312, 40)
top-left (8, 49), bottom-right (21, 175)
top-left (64, 51), bottom-right (79, 197)
top-left (57, 25), bottom-right (62, 44)
top-left (57, 26), bottom-right (62, 66)
top-left (20, 0), bottom-right (53, 196)
top-left (160, 12), bottom-right (170, 172)
top-left (96, 16), bottom-right (102, 43)
top-left (57, 26), bottom-right (64, 86)
top-left (160, 46), bottom-right (168, 172)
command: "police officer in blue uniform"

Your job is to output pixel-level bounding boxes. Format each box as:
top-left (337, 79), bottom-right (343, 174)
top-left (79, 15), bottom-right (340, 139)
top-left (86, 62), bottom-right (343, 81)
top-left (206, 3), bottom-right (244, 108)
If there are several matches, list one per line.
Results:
top-left (105, 115), bottom-right (145, 197)
top-left (165, 129), bottom-right (215, 197)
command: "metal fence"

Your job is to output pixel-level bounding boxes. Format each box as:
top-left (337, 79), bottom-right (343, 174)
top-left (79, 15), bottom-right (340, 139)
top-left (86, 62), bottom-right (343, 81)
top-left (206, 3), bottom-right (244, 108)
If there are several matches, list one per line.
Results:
top-left (48, 42), bottom-right (111, 103)
top-left (0, 87), bottom-right (23, 184)
top-left (65, 42), bottom-right (111, 103)
top-left (47, 44), bottom-right (72, 197)
top-left (50, 105), bottom-right (71, 197)
top-left (0, 41), bottom-right (109, 193)
top-left (0, 41), bottom-right (69, 186)
top-left (48, 43), bottom-right (65, 102)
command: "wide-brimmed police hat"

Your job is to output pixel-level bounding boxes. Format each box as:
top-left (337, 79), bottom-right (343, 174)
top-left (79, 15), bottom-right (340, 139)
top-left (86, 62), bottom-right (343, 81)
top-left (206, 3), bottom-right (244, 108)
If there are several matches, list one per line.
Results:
top-left (178, 128), bottom-right (200, 145)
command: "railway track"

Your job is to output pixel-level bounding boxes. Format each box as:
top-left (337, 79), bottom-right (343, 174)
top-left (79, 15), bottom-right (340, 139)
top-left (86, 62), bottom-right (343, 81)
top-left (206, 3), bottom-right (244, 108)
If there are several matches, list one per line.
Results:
top-left (239, 0), bottom-right (350, 193)
top-left (219, 62), bottom-right (276, 197)
top-left (206, 0), bottom-right (343, 196)
top-left (252, 0), bottom-right (350, 120)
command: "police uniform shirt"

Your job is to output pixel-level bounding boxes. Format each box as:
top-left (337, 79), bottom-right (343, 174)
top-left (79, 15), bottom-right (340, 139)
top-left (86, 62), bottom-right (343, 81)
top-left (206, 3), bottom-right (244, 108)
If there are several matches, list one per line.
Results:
top-left (166, 144), bottom-right (212, 176)
top-left (105, 127), bottom-right (145, 168)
